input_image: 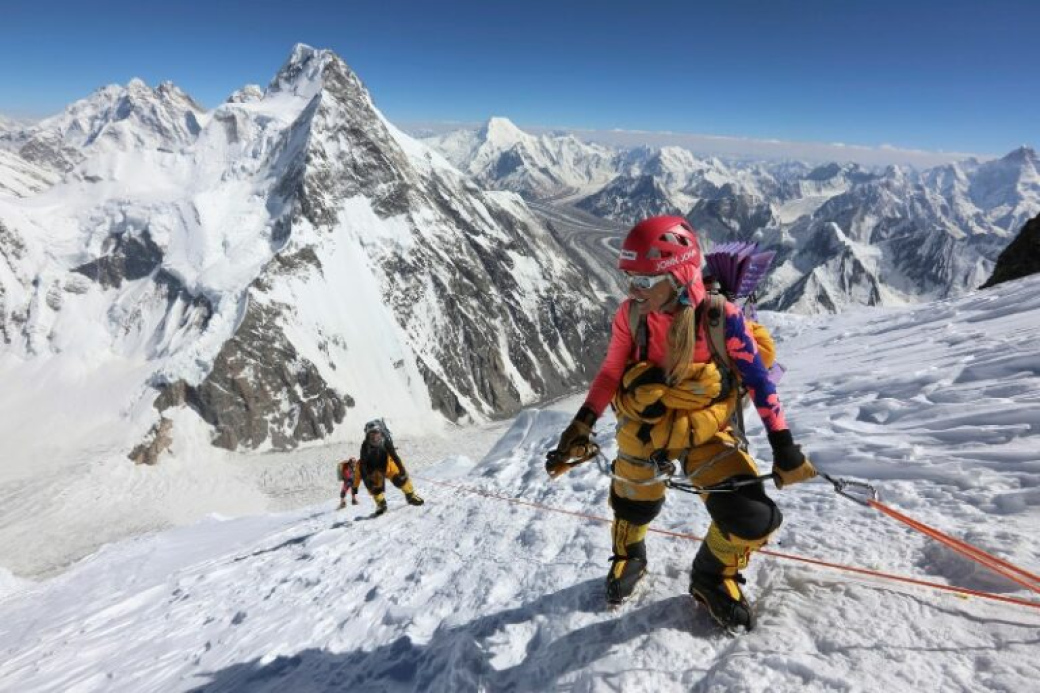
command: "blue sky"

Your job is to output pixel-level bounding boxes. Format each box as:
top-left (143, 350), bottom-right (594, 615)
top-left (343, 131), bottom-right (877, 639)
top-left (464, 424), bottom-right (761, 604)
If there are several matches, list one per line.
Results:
top-left (1, 0), bottom-right (1036, 156)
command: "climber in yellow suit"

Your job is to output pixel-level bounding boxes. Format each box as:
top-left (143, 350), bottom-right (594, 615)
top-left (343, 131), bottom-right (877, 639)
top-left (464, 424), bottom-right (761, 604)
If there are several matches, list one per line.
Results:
top-left (547, 216), bottom-right (816, 631)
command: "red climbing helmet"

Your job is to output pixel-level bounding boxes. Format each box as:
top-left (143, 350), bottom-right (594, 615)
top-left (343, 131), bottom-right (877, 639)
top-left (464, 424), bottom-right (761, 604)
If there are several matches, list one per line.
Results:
top-left (618, 216), bottom-right (702, 275)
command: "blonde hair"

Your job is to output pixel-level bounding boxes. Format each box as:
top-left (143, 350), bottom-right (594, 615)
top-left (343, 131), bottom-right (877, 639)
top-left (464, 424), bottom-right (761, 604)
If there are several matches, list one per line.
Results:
top-left (666, 303), bottom-right (696, 385)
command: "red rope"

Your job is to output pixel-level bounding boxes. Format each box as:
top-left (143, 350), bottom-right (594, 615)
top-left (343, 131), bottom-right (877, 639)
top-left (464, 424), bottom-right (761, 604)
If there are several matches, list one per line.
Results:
top-left (417, 476), bottom-right (1040, 612)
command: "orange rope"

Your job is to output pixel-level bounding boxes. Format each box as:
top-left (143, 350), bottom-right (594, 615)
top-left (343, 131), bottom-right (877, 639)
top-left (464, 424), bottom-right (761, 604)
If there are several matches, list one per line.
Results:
top-left (867, 500), bottom-right (1040, 594)
top-left (417, 476), bottom-right (1040, 612)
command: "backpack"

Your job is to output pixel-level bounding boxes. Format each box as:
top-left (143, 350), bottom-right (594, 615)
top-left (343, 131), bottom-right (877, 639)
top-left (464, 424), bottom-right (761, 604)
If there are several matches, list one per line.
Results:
top-left (363, 418), bottom-right (393, 445)
top-left (703, 241), bottom-right (783, 385)
top-left (336, 460), bottom-right (354, 481)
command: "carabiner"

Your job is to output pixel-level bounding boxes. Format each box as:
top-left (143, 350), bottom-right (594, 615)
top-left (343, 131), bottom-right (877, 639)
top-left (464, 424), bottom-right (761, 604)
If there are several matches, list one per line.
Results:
top-left (822, 473), bottom-right (879, 506)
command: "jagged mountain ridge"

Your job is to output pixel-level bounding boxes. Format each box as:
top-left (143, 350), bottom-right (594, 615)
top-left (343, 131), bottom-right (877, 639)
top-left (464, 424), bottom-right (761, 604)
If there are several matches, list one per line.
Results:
top-left (424, 121), bottom-right (1039, 314)
top-left (426, 117), bottom-right (617, 200)
top-left (13, 79), bottom-right (206, 173)
top-left (0, 45), bottom-right (609, 459)
top-left (752, 154), bottom-right (1037, 312)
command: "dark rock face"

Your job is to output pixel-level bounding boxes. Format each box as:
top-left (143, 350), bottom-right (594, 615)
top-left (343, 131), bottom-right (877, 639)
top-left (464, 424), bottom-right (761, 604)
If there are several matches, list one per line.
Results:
top-left (157, 300), bottom-right (349, 450)
top-left (576, 175), bottom-right (680, 223)
top-left (73, 230), bottom-right (163, 289)
top-left (981, 213), bottom-right (1040, 288)
top-left (688, 189), bottom-right (777, 245)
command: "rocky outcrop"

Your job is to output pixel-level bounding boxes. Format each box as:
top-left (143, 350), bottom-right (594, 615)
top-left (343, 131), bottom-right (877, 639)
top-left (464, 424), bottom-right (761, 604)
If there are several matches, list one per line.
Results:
top-left (156, 300), bottom-right (350, 450)
top-left (688, 187), bottom-right (777, 245)
top-left (0, 221), bottom-right (27, 345)
top-left (981, 213), bottom-right (1040, 288)
top-left (72, 230), bottom-right (163, 289)
top-left (128, 417), bottom-right (174, 465)
top-left (576, 175), bottom-right (682, 223)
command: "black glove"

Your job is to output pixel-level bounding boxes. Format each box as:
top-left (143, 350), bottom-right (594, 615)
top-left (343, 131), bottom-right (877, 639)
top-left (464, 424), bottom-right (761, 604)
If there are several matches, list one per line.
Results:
top-left (546, 406), bottom-right (598, 478)
top-left (768, 430), bottom-right (817, 489)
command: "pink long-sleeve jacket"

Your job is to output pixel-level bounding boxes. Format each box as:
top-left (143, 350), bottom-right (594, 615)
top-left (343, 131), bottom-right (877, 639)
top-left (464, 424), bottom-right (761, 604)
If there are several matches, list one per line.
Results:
top-left (584, 298), bottom-right (788, 434)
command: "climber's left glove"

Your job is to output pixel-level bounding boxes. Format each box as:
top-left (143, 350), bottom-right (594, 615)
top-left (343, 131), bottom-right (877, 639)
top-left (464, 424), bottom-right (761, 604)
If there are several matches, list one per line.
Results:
top-left (768, 430), bottom-right (817, 489)
top-left (546, 406), bottom-right (598, 479)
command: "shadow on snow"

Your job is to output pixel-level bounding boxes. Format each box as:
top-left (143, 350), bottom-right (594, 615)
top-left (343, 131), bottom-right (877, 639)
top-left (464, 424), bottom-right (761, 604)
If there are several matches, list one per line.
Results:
top-left (188, 578), bottom-right (709, 692)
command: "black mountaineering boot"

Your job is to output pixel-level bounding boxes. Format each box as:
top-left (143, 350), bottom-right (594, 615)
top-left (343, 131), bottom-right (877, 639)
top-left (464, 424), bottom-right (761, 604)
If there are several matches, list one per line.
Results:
top-left (374, 499), bottom-right (388, 516)
top-left (689, 570), bottom-right (753, 632)
top-left (606, 554), bottom-right (647, 606)
top-left (689, 540), bottom-right (754, 631)
top-left (405, 492), bottom-right (425, 506)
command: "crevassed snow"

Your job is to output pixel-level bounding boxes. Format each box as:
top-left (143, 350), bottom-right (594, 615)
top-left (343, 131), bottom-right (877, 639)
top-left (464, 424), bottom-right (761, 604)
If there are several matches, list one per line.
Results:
top-left (2, 275), bottom-right (1039, 692)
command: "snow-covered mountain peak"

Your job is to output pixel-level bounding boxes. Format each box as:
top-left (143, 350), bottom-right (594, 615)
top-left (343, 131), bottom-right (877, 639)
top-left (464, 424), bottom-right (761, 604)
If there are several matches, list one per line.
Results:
top-left (266, 43), bottom-right (343, 100)
top-left (227, 84), bottom-right (264, 104)
top-left (974, 146), bottom-right (1038, 179)
top-left (479, 116), bottom-right (532, 148)
top-left (881, 163), bottom-right (908, 180)
top-left (0, 45), bottom-right (609, 463)
top-left (155, 80), bottom-right (199, 105)
top-left (423, 118), bottom-right (618, 199)
top-left (652, 145), bottom-right (703, 173)
top-left (1002, 145), bottom-right (1037, 165)
top-left (17, 78), bottom-right (205, 171)
top-left (967, 144), bottom-right (1040, 230)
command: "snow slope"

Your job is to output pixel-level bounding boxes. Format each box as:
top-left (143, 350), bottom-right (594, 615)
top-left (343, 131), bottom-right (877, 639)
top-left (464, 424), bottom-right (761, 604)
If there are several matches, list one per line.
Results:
top-left (2, 275), bottom-right (1039, 692)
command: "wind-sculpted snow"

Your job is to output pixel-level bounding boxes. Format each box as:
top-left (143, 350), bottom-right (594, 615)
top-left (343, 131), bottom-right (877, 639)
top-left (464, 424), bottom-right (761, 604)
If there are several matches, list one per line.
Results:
top-left (2, 276), bottom-right (1039, 691)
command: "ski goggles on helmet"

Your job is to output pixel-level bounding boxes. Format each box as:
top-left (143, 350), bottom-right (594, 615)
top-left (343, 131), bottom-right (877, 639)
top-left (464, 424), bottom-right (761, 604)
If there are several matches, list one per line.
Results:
top-left (626, 273), bottom-right (672, 291)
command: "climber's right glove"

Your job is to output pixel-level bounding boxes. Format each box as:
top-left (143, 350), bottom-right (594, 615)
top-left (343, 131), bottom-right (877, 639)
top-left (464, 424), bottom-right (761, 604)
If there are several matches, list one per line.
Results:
top-left (768, 429), bottom-right (817, 489)
top-left (546, 406), bottom-right (598, 479)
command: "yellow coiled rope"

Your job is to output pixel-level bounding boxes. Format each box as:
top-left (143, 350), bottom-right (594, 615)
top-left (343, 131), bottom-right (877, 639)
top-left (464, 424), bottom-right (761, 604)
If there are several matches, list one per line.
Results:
top-left (612, 361), bottom-right (737, 459)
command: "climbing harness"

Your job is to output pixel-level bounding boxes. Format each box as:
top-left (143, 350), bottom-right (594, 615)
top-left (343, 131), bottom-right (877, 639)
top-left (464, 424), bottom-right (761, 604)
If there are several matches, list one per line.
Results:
top-left (545, 430), bottom-right (1037, 603)
top-left (584, 442), bottom-right (790, 496)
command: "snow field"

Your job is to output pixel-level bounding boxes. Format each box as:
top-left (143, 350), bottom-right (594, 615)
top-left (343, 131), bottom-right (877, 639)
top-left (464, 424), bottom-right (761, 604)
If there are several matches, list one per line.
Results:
top-left (2, 277), bottom-right (1040, 691)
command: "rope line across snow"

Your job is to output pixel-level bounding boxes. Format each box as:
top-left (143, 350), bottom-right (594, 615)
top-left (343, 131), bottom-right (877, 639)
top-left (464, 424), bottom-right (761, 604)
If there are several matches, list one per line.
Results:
top-left (415, 475), bottom-right (1040, 613)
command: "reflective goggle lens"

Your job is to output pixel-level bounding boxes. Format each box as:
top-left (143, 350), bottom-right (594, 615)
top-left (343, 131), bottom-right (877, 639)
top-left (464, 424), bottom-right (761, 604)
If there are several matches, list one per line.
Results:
top-left (627, 274), bottom-right (671, 290)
